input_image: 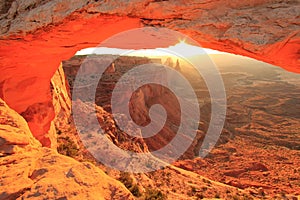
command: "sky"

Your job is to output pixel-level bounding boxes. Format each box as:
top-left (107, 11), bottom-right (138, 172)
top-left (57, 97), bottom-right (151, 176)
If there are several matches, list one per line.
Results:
top-left (75, 41), bottom-right (227, 58)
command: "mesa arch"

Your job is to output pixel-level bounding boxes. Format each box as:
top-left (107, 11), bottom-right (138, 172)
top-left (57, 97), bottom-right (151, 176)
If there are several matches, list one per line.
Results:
top-left (0, 0), bottom-right (299, 147)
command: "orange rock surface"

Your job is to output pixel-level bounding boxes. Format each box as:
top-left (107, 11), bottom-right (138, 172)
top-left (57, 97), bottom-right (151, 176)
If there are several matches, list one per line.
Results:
top-left (0, 98), bottom-right (134, 200)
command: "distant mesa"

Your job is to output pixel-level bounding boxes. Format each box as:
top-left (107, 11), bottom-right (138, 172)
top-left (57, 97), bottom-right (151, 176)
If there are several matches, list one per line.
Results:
top-left (175, 59), bottom-right (181, 72)
top-left (164, 57), bottom-right (174, 68)
top-left (164, 57), bottom-right (182, 72)
top-left (105, 62), bottom-right (116, 73)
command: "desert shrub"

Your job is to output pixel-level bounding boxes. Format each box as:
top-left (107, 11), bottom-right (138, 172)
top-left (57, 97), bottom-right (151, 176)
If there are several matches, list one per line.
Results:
top-left (202, 178), bottom-right (211, 185)
top-left (188, 186), bottom-right (199, 196)
top-left (280, 191), bottom-right (286, 198)
top-left (197, 193), bottom-right (204, 199)
top-left (130, 184), bottom-right (142, 197)
top-left (56, 129), bottom-right (62, 135)
top-left (118, 172), bottom-right (141, 197)
top-left (201, 186), bottom-right (208, 191)
top-left (119, 172), bottom-right (133, 188)
top-left (145, 188), bottom-right (166, 200)
top-left (258, 189), bottom-right (265, 197)
top-left (57, 136), bottom-right (79, 157)
top-left (191, 186), bottom-right (197, 194)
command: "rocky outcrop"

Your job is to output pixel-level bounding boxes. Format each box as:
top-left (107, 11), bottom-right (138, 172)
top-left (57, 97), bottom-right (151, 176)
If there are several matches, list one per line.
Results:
top-left (0, 0), bottom-right (299, 148)
top-left (0, 148), bottom-right (134, 200)
top-left (50, 63), bottom-right (72, 144)
top-left (0, 98), bottom-right (134, 200)
top-left (0, 98), bottom-right (41, 156)
top-left (20, 101), bottom-right (55, 148)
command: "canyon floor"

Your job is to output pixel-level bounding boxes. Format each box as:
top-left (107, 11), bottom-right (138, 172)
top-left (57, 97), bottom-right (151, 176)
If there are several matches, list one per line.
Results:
top-left (53, 54), bottom-right (300, 199)
top-left (1, 53), bottom-right (298, 200)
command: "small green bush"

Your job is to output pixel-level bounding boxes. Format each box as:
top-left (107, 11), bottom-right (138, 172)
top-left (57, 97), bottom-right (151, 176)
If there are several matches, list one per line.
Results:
top-left (130, 184), bottom-right (141, 197)
top-left (57, 137), bottom-right (79, 157)
top-left (118, 172), bottom-right (141, 197)
top-left (119, 172), bottom-right (133, 188)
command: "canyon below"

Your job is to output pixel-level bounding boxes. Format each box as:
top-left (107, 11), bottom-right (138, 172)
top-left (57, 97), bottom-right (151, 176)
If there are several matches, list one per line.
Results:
top-left (60, 53), bottom-right (300, 199)
top-left (1, 52), bottom-right (299, 199)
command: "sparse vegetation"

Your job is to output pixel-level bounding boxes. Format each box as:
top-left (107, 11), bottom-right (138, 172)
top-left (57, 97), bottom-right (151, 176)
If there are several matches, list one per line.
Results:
top-left (188, 186), bottom-right (200, 197)
top-left (56, 129), bottom-right (62, 135)
top-left (53, 54), bottom-right (300, 200)
top-left (191, 186), bottom-right (197, 194)
top-left (232, 195), bottom-right (239, 200)
top-left (118, 172), bottom-right (141, 197)
top-left (215, 193), bottom-right (220, 198)
top-left (196, 193), bottom-right (204, 199)
top-left (144, 188), bottom-right (166, 200)
top-left (57, 136), bottom-right (79, 157)
top-left (130, 184), bottom-right (142, 197)
top-left (202, 178), bottom-right (211, 185)
top-left (201, 186), bottom-right (208, 191)
top-left (280, 191), bottom-right (286, 198)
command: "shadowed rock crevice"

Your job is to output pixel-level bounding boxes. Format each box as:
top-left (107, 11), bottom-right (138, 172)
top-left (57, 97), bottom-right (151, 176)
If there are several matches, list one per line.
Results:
top-left (0, 187), bottom-right (31, 200)
top-left (0, 0), bottom-right (14, 15)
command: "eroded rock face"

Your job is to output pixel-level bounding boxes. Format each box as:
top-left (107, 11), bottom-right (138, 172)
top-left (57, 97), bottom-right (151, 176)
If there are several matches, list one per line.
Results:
top-left (0, 98), bottom-right (41, 156)
top-left (50, 63), bottom-right (73, 147)
top-left (62, 55), bottom-right (201, 159)
top-left (0, 98), bottom-right (134, 200)
top-left (20, 101), bottom-right (55, 148)
top-left (0, 0), bottom-right (299, 146)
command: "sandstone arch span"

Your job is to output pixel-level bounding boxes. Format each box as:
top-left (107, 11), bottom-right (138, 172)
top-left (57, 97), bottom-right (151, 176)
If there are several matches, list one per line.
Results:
top-left (0, 0), bottom-right (299, 146)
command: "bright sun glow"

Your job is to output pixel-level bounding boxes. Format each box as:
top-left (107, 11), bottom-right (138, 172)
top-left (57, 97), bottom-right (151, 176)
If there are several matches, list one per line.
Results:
top-left (75, 41), bottom-right (226, 57)
top-left (176, 40), bottom-right (188, 48)
top-left (166, 40), bottom-right (226, 57)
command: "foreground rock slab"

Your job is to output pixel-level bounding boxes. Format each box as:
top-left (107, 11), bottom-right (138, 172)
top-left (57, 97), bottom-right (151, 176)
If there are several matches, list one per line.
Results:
top-left (0, 98), bottom-right (133, 200)
top-left (0, 149), bottom-right (134, 200)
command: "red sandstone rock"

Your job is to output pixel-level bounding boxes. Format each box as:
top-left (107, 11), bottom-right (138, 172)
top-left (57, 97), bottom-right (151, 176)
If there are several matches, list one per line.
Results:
top-left (0, 98), bottom-right (41, 155)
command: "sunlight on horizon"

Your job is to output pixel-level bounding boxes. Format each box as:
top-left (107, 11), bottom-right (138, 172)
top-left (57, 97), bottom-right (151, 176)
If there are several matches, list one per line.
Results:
top-left (75, 41), bottom-right (228, 58)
